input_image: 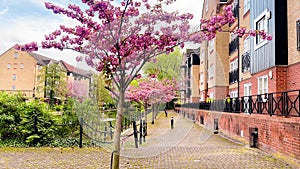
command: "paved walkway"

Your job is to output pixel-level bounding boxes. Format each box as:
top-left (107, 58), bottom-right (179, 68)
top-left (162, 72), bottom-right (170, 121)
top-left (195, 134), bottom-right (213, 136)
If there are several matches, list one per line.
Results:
top-left (1, 111), bottom-right (299, 169)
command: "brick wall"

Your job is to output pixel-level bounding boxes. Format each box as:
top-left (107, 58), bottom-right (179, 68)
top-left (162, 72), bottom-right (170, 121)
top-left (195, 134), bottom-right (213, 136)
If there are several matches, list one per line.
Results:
top-left (287, 62), bottom-right (300, 90)
top-left (178, 107), bottom-right (300, 161)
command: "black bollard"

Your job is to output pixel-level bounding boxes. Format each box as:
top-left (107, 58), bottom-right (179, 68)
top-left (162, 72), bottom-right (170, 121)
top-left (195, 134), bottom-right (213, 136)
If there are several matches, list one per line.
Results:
top-left (171, 117), bottom-right (174, 129)
top-left (132, 120), bottom-right (138, 148)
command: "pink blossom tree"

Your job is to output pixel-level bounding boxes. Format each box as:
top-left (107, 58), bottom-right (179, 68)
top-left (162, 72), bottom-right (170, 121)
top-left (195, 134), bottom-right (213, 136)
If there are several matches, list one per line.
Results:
top-left (126, 76), bottom-right (179, 125)
top-left (15, 1), bottom-right (272, 167)
top-left (67, 80), bottom-right (89, 98)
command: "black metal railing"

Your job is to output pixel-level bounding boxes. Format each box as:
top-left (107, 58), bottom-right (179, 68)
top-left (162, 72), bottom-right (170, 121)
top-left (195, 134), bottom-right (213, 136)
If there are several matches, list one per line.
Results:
top-left (229, 37), bottom-right (239, 55)
top-left (242, 52), bottom-right (250, 73)
top-left (181, 89), bottom-right (300, 117)
top-left (229, 69), bottom-right (238, 84)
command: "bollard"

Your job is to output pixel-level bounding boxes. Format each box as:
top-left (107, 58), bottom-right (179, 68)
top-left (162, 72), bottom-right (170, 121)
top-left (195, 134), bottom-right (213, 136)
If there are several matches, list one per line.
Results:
top-left (171, 117), bottom-right (174, 129)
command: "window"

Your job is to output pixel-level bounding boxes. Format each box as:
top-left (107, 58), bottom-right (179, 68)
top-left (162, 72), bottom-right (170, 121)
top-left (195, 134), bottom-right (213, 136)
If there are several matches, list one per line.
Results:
top-left (20, 63), bottom-right (24, 69)
top-left (12, 74), bottom-right (17, 81)
top-left (254, 9), bottom-right (269, 50)
top-left (230, 90), bottom-right (238, 98)
top-left (244, 83), bottom-right (252, 96)
top-left (258, 75), bottom-right (268, 95)
top-left (243, 83), bottom-right (252, 113)
top-left (14, 52), bottom-right (18, 59)
top-left (37, 75), bottom-right (41, 81)
top-left (12, 85), bottom-right (16, 90)
top-left (243, 37), bottom-right (250, 53)
top-left (243, 0), bottom-right (250, 14)
top-left (7, 63), bottom-right (11, 70)
top-left (297, 19), bottom-right (300, 51)
top-left (230, 59), bottom-right (238, 71)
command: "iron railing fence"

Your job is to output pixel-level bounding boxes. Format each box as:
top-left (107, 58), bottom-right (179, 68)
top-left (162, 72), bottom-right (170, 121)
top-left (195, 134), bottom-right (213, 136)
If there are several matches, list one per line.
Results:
top-left (181, 89), bottom-right (300, 117)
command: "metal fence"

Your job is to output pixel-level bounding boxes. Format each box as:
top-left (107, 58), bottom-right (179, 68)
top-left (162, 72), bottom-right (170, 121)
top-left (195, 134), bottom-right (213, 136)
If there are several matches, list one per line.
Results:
top-left (181, 89), bottom-right (300, 117)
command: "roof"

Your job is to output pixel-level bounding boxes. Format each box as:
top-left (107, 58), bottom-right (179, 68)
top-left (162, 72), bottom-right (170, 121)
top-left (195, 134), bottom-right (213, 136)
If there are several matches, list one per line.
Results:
top-left (29, 52), bottom-right (58, 66)
top-left (59, 60), bottom-right (92, 77)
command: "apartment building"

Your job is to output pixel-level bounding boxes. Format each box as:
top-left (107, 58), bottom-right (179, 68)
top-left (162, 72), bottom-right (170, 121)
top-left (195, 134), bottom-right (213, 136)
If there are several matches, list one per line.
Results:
top-left (199, 0), bottom-right (230, 101)
top-left (196, 0), bottom-right (300, 102)
top-left (0, 46), bottom-right (93, 99)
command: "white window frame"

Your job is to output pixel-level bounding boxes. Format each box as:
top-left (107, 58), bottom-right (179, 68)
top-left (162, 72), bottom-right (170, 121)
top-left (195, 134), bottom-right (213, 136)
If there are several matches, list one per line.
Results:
top-left (243, 0), bottom-right (250, 14)
top-left (12, 85), bottom-right (16, 90)
top-left (20, 63), bottom-right (24, 69)
top-left (254, 9), bottom-right (269, 50)
top-left (243, 36), bottom-right (250, 53)
top-left (230, 91), bottom-right (238, 98)
top-left (7, 63), bottom-right (11, 70)
top-left (258, 75), bottom-right (268, 102)
top-left (230, 59), bottom-right (238, 72)
top-left (244, 83), bottom-right (252, 97)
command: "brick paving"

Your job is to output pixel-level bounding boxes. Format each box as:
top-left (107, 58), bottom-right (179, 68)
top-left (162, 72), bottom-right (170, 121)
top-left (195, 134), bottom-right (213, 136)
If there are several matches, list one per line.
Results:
top-left (1, 111), bottom-right (299, 169)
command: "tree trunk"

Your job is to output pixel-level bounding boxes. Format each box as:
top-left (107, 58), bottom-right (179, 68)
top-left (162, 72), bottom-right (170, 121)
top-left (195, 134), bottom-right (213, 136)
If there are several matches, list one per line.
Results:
top-left (112, 91), bottom-right (124, 169)
top-left (144, 103), bottom-right (148, 136)
top-left (151, 104), bottom-right (155, 124)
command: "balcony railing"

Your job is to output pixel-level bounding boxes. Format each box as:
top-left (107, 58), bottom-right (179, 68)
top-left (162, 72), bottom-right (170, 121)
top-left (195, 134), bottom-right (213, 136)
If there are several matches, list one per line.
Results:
top-left (229, 69), bottom-right (238, 84)
top-left (229, 37), bottom-right (239, 55)
top-left (242, 52), bottom-right (250, 73)
top-left (181, 89), bottom-right (300, 118)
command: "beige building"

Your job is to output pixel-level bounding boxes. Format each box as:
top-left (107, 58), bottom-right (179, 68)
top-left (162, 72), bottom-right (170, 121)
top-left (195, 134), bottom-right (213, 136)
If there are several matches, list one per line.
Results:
top-left (199, 0), bottom-right (230, 101)
top-left (0, 46), bottom-right (93, 99)
top-left (0, 47), bottom-right (56, 97)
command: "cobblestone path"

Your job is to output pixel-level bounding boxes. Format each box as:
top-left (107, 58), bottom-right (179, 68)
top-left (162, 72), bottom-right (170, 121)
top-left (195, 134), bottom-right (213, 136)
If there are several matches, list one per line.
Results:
top-left (1, 111), bottom-right (299, 169)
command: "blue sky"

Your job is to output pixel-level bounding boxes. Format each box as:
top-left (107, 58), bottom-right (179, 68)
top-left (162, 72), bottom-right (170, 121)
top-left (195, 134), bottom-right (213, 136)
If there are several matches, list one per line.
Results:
top-left (0, 0), bottom-right (203, 68)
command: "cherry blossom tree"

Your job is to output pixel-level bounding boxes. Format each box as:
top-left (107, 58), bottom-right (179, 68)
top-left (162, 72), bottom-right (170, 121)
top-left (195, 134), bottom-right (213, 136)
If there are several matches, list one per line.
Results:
top-left (126, 76), bottom-right (179, 125)
top-left (14, 1), bottom-right (272, 167)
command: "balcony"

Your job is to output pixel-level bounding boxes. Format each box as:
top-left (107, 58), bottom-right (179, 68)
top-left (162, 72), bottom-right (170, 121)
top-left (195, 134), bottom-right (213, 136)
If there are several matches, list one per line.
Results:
top-left (242, 52), bottom-right (250, 73)
top-left (229, 69), bottom-right (238, 84)
top-left (229, 37), bottom-right (239, 55)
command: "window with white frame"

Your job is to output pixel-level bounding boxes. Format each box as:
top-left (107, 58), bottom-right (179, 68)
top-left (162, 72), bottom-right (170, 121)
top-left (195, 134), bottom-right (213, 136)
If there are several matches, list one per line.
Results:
top-left (254, 9), bottom-right (269, 50)
top-left (243, 0), bottom-right (250, 14)
top-left (230, 59), bottom-right (238, 71)
top-left (244, 83), bottom-right (252, 96)
top-left (243, 83), bottom-right (252, 113)
top-left (258, 75), bottom-right (268, 95)
top-left (7, 63), bottom-right (11, 70)
top-left (12, 85), bottom-right (16, 90)
top-left (230, 90), bottom-right (238, 98)
top-left (20, 63), bottom-right (24, 69)
top-left (243, 36), bottom-right (250, 53)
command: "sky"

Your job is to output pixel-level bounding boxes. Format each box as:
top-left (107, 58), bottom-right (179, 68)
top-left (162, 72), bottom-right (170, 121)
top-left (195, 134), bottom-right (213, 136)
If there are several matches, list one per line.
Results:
top-left (0, 0), bottom-right (203, 69)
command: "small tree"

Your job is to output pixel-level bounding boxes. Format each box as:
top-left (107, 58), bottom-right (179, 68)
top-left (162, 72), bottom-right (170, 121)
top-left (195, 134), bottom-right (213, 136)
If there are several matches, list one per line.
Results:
top-left (38, 63), bottom-right (67, 108)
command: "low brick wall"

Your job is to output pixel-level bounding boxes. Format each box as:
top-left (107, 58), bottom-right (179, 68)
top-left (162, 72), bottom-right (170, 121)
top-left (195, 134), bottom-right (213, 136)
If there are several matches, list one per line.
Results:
top-left (177, 107), bottom-right (300, 160)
